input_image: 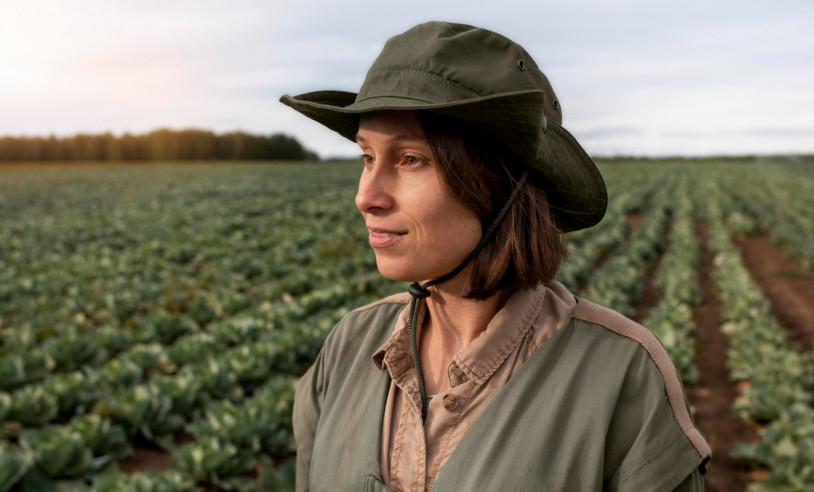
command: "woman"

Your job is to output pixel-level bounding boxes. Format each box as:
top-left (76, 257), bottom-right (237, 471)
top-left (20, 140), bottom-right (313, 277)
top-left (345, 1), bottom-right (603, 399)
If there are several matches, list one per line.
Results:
top-left (280, 21), bottom-right (710, 491)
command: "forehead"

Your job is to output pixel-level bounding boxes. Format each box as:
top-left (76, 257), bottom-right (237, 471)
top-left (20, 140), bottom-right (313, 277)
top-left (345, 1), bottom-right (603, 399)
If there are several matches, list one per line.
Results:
top-left (356, 110), bottom-right (427, 145)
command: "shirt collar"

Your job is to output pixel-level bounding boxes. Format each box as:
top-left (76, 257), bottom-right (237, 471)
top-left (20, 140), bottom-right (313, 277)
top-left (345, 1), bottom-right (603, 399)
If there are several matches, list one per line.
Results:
top-left (372, 282), bottom-right (575, 385)
top-left (372, 298), bottom-right (424, 376)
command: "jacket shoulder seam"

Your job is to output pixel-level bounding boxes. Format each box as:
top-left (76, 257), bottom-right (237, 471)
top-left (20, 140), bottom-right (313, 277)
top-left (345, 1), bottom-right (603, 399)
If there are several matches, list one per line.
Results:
top-left (573, 298), bottom-right (711, 462)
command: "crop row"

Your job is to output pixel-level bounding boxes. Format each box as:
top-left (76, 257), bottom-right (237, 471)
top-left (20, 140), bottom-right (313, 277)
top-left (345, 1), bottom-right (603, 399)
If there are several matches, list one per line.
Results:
top-left (557, 191), bottom-right (634, 289)
top-left (641, 174), bottom-right (701, 383)
top-left (0, 165), bottom-right (384, 341)
top-left (697, 178), bottom-right (814, 491)
top-left (557, 164), bottom-right (661, 290)
top-left (570, 169), bottom-right (702, 384)
top-left (718, 162), bottom-right (814, 272)
top-left (1, 272), bottom-right (391, 419)
top-left (1, 375), bottom-right (296, 491)
top-left (1, 198), bottom-right (373, 361)
top-left (578, 176), bottom-right (670, 317)
top-left (0, 274), bottom-right (394, 490)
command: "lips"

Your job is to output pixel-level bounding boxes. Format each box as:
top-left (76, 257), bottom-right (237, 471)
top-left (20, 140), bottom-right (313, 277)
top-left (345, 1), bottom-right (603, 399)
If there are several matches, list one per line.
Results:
top-left (367, 227), bottom-right (406, 248)
top-left (370, 230), bottom-right (400, 238)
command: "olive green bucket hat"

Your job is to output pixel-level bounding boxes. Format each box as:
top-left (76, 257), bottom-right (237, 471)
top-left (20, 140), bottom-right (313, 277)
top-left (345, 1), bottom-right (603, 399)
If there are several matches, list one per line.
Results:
top-left (280, 21), bottom-right (607, 232)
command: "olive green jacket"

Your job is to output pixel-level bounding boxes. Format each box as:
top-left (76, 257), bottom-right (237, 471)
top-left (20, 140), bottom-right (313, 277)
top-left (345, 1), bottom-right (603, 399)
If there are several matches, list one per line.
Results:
top-left (293, 290), bottom-right (710, 491)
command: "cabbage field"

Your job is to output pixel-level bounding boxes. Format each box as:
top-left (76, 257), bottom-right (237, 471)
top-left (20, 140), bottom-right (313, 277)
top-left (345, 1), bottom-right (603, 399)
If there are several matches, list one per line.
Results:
top-left (1, 158), bottom-right (813, 491)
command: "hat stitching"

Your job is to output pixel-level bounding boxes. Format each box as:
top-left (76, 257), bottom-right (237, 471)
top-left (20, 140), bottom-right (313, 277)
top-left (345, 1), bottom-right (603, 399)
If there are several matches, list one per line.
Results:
top-left (354, 93), bottom-right (438, 105)
top-left (292, 89), bottom-right (547, 115)
top-left (348, 97), bottom-right (545, 118)
top-left (476, 31), bottom-right (541, 73)
top-left (478, 30), bottom-right (516, 48)
top-left (368, 67), bottom-right (481, 98)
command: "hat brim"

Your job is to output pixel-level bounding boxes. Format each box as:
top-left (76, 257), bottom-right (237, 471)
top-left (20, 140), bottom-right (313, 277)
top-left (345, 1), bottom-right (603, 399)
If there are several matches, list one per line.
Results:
top-left (280, 90), bottom-right (606, 232)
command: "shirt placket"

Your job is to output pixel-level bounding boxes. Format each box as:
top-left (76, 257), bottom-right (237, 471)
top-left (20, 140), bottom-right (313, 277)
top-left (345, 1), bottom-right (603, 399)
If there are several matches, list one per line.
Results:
top-left (425, 370), bottom-right (476, 489)
top-left (390, 363), bottom-right (429, 492)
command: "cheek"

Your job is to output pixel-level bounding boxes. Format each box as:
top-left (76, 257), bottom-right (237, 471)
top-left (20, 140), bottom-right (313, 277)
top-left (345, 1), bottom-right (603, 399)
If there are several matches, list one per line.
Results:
top-left (450, 213), bottom-right (483, 248)
top-left (414, 179), bottom-right (479, 238)
top-left (424, 203), bottom-right (482, 251)
top-left (396, 169), bottom-right (483, 253)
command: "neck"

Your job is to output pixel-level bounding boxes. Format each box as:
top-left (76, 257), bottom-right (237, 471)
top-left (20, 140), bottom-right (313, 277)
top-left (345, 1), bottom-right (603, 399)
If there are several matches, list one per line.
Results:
top-left (417, 276), bottom-right (511, 394)
top-left (424, 286), bottom-right (501, 345)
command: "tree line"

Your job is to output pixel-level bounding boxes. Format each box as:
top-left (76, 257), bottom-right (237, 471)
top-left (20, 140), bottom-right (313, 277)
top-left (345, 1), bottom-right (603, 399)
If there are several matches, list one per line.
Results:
top-left (0, 129), bottom-right (319, 162)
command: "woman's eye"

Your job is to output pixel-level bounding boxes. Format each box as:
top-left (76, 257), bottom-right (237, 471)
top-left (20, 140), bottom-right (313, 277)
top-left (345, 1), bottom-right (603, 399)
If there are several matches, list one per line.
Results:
top-left (359, 154), bottom-right (374, 166)
top-left (402, 155), bottom-right (423, 167)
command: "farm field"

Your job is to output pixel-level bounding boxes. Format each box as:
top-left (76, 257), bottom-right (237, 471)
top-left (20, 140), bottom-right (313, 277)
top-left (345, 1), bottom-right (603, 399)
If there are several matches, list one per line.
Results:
top-left (1, 158), bottom-right (814, 491)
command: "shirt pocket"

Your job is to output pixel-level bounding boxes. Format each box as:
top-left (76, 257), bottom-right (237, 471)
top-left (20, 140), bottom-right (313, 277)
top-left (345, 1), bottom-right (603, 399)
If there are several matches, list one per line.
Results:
top-left (365, 475), bottom-right (393, 492)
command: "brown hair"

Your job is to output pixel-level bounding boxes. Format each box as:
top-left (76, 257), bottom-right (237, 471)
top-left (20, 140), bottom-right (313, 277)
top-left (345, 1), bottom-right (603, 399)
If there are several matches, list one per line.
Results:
top-left (417, 111), bottom-right (566, 300)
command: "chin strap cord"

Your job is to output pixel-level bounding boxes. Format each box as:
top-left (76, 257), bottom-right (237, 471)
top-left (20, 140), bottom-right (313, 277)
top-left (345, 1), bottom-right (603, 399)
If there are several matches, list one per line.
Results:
top-left (407, 168), bottom-right (528, 424)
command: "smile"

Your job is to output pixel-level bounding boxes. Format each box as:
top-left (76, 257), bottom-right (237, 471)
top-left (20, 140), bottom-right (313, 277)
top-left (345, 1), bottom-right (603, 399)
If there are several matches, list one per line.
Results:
top-left (367, 227), bottom-right (406, 248)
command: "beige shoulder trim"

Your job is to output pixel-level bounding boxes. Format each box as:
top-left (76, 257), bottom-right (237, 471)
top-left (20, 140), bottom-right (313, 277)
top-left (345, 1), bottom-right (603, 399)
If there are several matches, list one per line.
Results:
top-left (351, 291), bottom-right (412, 313)
top-left (573, 298), bottom-right (711, 460)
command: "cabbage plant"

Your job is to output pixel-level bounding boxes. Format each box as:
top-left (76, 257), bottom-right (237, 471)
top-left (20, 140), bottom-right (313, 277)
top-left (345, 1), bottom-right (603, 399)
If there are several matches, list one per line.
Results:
top-left (0, 442), bottom-right (33, 491)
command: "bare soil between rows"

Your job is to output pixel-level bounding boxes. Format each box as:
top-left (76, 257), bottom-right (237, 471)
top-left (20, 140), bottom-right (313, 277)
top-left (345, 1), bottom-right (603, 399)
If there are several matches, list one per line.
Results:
top-left (117, 432), bottom-right (192, 474)
top-left (118, 446), bottom-right (172, 474)
top-left (732, 233), bottom-right (814, 351)
top-left (684, 226), bottom-right (814, 491)
top-left (684, 223), bottom-right (760, 492)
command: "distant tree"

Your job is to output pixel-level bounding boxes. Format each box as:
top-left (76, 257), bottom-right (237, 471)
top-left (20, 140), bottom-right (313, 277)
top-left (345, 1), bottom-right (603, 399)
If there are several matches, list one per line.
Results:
top-left (0, 129), bottom-right (319, 163)
top-left (177, 129), bottom-right (217, 160)
top-left (42, 135), bottom-right (61, 161)
top-left (266, 134), bottom-right (306, 160)
top-left (215, 132), bottom-right (246, 160)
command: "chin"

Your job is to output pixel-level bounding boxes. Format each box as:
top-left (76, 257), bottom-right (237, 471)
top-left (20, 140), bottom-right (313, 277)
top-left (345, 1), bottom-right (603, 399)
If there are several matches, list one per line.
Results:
top-left (375, 265), bottom-right (418, 283)
top-left (374, 257), bottom-right (425, 283)
top-left (375, 255), bottom-right (459, 285)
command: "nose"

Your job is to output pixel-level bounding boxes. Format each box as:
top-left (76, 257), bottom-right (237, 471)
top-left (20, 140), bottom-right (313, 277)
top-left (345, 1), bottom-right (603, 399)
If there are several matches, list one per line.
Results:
top-left (355, 165), bottom-right (393, 214)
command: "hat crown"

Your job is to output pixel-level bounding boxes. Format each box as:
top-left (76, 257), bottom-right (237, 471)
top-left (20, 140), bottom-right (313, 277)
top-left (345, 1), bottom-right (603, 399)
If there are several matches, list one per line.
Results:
top-left (357, 22), bottom-right (563, 126)
top-left (279, 21), bottom-right (608, 232)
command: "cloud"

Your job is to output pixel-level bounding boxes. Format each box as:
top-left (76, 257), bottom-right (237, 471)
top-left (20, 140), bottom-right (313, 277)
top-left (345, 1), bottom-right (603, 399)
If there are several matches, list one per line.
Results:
top-left (725, 128), bottom-right (814, 137)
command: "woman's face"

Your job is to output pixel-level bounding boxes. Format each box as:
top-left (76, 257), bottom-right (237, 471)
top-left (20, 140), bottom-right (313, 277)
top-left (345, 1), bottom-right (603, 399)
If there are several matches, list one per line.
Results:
top-left (355, 110), bottom-right (482, 283)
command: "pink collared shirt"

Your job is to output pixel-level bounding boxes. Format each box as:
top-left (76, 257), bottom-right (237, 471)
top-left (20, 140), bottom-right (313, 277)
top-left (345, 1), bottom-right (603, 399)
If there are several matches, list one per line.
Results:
top-left (373, 282), bottom-right (577, 492)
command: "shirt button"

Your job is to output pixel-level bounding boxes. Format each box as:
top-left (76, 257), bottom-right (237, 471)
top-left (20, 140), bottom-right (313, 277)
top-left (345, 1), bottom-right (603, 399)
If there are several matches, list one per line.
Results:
top-left (442, 394), bottom-right (458, 411)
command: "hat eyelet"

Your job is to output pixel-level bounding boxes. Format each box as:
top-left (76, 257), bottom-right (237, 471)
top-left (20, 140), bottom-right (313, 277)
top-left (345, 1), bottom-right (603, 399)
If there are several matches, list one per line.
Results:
top-left (553, 99), bottom-right (560, 110)
top-left (517, 60), bottom-right (525, 71)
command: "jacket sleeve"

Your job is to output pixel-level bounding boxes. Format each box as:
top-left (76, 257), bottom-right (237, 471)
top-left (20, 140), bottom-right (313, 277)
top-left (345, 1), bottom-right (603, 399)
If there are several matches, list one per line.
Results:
top-left (292, 348), bottom-right (326, 492)
top-left (672, 468), bottom-right (705, 491)
top-left (605, 346), bottom-right (710, 491)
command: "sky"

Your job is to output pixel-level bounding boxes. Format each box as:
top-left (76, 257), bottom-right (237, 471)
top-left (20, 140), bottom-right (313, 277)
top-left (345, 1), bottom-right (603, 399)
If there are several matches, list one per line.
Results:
top-left (1, 0), bottom-right (812, 158)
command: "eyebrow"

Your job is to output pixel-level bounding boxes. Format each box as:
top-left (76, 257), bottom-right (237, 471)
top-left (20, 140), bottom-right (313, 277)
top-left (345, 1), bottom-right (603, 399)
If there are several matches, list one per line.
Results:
top-left (355, 133), bottom-right (426, 145)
